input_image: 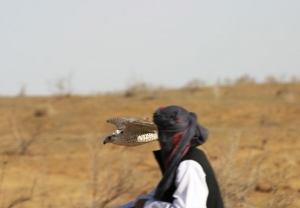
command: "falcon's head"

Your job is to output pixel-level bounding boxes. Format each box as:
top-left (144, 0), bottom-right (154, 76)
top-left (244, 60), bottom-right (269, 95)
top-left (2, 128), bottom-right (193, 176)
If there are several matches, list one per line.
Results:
top-left (103, 130), bottom-right (122, 144)
top-left (103, 136), bottom-right (113, 144)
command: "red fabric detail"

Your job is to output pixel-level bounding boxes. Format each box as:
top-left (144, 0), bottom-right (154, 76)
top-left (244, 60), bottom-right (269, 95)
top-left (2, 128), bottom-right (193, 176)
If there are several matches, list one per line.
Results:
top-left (173, 132), bottom-right (182, 144)
top-left (165, 131), bottom-right (185, 167)
top-left (182, 143), bottom-right (190, 158)
top-left (176, 119), bottom-right (182, 123)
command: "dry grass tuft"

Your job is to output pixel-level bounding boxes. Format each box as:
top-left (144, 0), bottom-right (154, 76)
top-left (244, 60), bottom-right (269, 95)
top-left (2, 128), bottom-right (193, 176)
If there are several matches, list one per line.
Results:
top-left (213, 132), bottom-right (263, 207)
top-left (0, 159), bottom-right (36, 208)
top-left (213, 131), bottom-right (298, 208)
top-left (73, 135), bottom-right (134, 208)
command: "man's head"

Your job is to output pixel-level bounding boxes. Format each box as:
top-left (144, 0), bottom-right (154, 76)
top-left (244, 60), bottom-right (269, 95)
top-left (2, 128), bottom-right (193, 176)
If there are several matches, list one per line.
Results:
top-left (153, 105), bottom-right (209, 151)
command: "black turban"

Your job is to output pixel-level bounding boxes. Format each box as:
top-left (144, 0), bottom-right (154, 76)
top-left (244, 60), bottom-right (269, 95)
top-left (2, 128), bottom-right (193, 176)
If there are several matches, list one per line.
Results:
top-left (153, 105), bottom-right (209, 200)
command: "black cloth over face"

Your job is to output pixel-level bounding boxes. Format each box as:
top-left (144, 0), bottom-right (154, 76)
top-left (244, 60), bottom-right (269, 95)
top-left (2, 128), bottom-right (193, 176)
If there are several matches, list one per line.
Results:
top-left (152, 105), bottom-right (209, 200)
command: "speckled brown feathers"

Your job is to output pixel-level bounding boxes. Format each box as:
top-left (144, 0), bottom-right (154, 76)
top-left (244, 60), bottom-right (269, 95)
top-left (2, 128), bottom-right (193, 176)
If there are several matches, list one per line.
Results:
top-left (104, 117), bottom-right (158, 147)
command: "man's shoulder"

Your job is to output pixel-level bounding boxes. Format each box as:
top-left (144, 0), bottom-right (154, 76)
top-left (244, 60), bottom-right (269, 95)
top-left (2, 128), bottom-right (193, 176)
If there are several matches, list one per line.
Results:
top-left (185, 147), bottom-right (205, 157)
top-left (182, 147), bottom-right (209, 164)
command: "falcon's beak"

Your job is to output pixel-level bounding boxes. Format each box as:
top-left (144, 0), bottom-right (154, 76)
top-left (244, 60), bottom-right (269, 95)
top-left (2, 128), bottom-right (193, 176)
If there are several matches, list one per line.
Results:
top-left (103, 136), bottom-right (111, 145)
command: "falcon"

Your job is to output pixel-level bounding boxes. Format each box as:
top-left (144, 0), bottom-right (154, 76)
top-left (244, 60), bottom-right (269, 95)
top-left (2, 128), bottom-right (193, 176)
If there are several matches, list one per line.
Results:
top-left (103, 117), bottom-right (158, 147)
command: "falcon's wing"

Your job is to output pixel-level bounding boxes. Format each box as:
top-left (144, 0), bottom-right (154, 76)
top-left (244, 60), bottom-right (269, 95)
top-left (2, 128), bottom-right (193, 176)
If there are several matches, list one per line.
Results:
top-left (107, 117), bottom-right (151, 130)
top-left (123, 121), bottom-right (157, 134)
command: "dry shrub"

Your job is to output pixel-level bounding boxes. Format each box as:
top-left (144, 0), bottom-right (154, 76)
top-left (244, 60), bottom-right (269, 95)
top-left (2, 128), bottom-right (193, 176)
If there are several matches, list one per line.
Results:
top-left (290, 76), bottom-right (300, 84)
top-left (124, 82), bottom-right (164, 101)
top-left (34, 104), bottom-right (55, 117)
top-left (74, 136), bottom-right (134, 208)
top-left (263, 167), bottom-right (297, 208)
top-left (0, 159), bottom-right (36, 208)
top-left (5, 117), bottom-right (43, 155)
top-left (48, 73), bottom-right (73, 98)
top-left (213, 132), bottom-right (298, 208)
top-left (212, 84), bottom-right (221, 100)
top-left (124, 82), bottom-right (151, 98)
top-left (265, 76), bottom-right (282, 85)
top-left (274, 88), bottom-right (295, 103)
top-left (183, 79), bottom-right (206, 93)
top-left (234, 75), bottom-right (256, 85)
top-left (17, 84), bottom-right (26, 97)
top-left (213, 132), bottom-right (264, 207)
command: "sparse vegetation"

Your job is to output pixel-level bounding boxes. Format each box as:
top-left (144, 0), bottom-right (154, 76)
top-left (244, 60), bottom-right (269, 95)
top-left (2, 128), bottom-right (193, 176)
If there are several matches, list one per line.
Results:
top-left (213, 131), bottom-right (297, 207)
top-left (7, 116), bottom-right (43, 155)
top-left (75, 136), bottom-right (134, 208)
top-left (0, 78), bottom-right (299, 207)
top-left (17, 84), bottom-right (26, 98)
top-left (48, 73), bottom-right (73, 98)
top-left (183, 78), bottom-right (206, 92)
top-left (0, 160), bottom-right (36, 208)
top-left (234, 74), bottom-right (256, 85)
top-left (124, 82), bottom-right (150, 98)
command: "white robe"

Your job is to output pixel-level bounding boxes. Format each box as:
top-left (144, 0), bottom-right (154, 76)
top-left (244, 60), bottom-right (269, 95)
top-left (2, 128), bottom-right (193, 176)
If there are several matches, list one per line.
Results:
top-left (115, 160), bottom-right (208, 208)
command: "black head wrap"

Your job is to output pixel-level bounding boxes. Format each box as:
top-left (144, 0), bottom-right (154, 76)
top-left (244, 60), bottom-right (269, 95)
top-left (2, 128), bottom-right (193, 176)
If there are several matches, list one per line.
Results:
top-left (153, 105), bottom-right (209, 200)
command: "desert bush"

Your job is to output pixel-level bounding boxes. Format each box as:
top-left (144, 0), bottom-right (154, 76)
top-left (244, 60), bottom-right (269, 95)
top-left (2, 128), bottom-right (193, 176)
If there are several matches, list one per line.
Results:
top-left (265, 75), bottom-right (282, 85)
top-left (213, 132), bottom-right (298, 208)
top-left (273, 87), bottom-right (295, 103)
top-left (7, 117), bottom-right (43, 155)
top-left (213, 132), bottom-right (262, 207)
top-left (183, 78), bottom-right (206, 92)
top-left (124, 82), bottom-right (150, 98)
top-left (0, 159), bottom-right (36, 208)
top-left (264, 167), bottom-right (297, 208)
top-left (48, 73), bottom-right (73, 97)
top-left (124, 81), bottom-right (163, 100)
top-left (75, 136), bottom-right (134, 208)
top-left (234, 75), bottom-right (256, 85)
top-left (17, 84), bottom-right (26, 97)
top-left (290, 76), bottom-right (300, 84)
top-left (212, 84), bottom-right (221, 100)
top-left (220, 78), bottom-right (234, 87)
top-left (33, 104), bottom-right (55, 117)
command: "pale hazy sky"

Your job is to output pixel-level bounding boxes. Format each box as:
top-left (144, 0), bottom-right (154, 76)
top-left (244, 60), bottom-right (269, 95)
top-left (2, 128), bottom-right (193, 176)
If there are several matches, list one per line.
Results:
top-left (1, 1), bottom-right (299, 96)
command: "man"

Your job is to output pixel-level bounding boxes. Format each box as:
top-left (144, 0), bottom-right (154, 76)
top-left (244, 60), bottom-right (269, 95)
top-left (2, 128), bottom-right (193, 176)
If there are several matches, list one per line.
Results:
top-left (116, 105), bottom-right (224, 208)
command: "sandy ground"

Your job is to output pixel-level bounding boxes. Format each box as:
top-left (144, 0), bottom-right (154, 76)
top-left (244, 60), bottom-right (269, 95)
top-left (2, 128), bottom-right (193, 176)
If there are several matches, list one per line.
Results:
top-left (0, 83), bottom-right (299, 207)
